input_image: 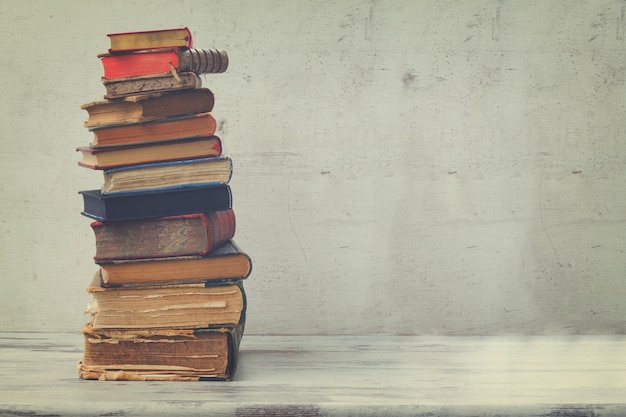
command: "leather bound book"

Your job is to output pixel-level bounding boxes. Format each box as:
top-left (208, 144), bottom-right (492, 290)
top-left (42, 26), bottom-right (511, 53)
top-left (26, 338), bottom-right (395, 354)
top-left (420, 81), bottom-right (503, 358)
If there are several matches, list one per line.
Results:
top-left (102, 71), bottom-right (202, 99)
top-left (81, 88), bottom-right (215, 129)
top-left (98, 240), bottom-right (252, 286)
top-left (79, 322), bottom-right (244, 381)
top-left (79, 184), bottom-right (232, 221)
top-left (89, 112), bottom-right (216, 148)
top-left (84, 278), bottom-right (247, 330)
top-left (101, 156), bottom-right (232, 194)
top-left (99, 48), bottom-right (228, 79)
top-left (90, 209), bottom-right (236, 262)
top-left (76, 136), bottom-right (222, 170)
top-left (107, 27), bottom-right (193, 53)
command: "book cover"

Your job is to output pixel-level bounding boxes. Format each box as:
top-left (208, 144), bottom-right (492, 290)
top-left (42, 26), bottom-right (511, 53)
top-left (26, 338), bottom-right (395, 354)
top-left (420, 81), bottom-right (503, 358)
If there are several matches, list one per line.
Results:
top-left (81, 88), bottom-right (215, 129)
top-left (107, 27), bottom-right (193, 53)
top-left (101, 156), bottom-right (232, 195)
top-left (78, 322), bottom-right (244, 381)
top-left (79, 184), bottom-right (232, 221)
top-left (91, 209), bottom-right (236, 261)
top-left (90, 112), bottom-right (216, 148)
top-left (76, 136), bottom-right (222, 170)
top-left (99, 48), bottom-right (228, 79)
top-left (85, 278), bottom-right (247, 330)
top-left (98, 240), bottom-right (252, 286)
top-left (102, 71), bottom-right (202, 99)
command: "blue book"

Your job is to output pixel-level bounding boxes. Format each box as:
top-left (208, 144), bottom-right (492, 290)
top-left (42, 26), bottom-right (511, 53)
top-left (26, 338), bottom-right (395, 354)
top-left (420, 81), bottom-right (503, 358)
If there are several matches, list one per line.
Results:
top-left (79, 184), bottom-right (232, 221)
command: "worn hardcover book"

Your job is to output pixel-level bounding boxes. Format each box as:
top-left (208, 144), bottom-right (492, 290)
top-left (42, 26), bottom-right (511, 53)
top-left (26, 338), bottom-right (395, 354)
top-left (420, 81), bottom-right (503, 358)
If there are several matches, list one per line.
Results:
top-left (100, 48), bottom-right (228, 79)
top-left (107, 27), bottom-right (193, 53)
top-left (90, 112), bottom-right (216, 148)
top-left (81, 88), bottom-right (214, 129)
top-left (101, 157), bottom-right (232, 195)
top-left (78, 322), bottom-right (243, 381)
top-left (98, 240), bottom-right (252, 286)
top-left (77, 136), bottom-right (222, 170)
top-left (91, 209), bottom-right (235, 262)
top-left (85, 275), bottom-right (247, 330)
top-left (79, 184), bottom-right (232, 221)
top-left (102, 71), bottom-right (202, 99)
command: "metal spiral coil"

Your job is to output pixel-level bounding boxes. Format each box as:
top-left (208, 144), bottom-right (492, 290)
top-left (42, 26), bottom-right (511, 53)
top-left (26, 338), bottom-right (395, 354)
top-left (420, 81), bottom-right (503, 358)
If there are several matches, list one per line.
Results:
top-left (181, 48), bottom-right (229, 74)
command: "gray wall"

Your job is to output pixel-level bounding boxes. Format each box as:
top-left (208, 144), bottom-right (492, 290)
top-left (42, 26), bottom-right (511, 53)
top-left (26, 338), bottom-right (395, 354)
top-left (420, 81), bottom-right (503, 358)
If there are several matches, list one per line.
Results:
top-left (1, 0), bottom-right (624, 335)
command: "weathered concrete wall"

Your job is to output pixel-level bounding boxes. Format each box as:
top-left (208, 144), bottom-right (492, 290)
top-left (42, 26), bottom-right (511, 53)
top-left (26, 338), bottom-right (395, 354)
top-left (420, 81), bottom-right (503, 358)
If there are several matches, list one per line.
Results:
top-left (0, 0), bottom-right (624, 334)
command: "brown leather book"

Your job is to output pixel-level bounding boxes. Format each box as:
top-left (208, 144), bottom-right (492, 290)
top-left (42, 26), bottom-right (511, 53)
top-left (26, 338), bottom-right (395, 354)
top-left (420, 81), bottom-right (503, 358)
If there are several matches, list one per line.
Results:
top-left (76, 136), bottom-right (223, 170)
top-left (79, 322), bottom-right (243, 381)
top-left (89, 112), bottom-right (216, 148)
top-left (97, 240), bottom-right (252, 286)
top-left (81, 88), bottom-right (215, 129)
top-left (90, 209), bottom-right (236, 262)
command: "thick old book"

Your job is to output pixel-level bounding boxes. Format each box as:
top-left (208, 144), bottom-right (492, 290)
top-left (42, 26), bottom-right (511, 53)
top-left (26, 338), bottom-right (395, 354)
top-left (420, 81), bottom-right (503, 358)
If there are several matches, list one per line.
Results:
top-left (81, 88), bottom-right (214, 129)
top-left (102, 157), bottom-right (232, 195)
top-left (91, 209), bottom-right (236, 262)
top-left (90, 112), bottom-right (216, 148)
top-left (78, 322), bottom-right (243, 381)
top-left (100, 48), bottom-right (228, 79)
top-left (85, 277), bottom-right (247, 330)
top-left (99, 240), bottom-right (252, 286)
top-left (79, 184), bottom-right (232, 221)
top-left (107, 27), bottom-right (193, 53)
top-left (102, 71), bottom-right (202, 99)
top-left (77, 136), bottom-right (222, 170)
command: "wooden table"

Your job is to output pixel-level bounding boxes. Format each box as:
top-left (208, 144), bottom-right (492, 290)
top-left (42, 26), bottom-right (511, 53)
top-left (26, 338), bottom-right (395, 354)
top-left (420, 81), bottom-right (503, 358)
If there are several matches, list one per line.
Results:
top-left (1, 333), bottom-right (625, 416)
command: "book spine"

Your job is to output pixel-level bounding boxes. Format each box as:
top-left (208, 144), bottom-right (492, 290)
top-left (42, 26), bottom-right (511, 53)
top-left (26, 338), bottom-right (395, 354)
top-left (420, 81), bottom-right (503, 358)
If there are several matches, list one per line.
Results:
top-left (103, 156), bottom-right (228, 174)
top-left (91, 209), bottom-right (235, 261)
top-left (107, 27), bottom-right (193, 53)
top-left (90, 112), bottom-right (216, 148)
top-left (103, 72), bottom-right (202, 99)
top-left (205, 209), bottom-right (237, 253)
top-left (80, 185), bottom-right (232, 221)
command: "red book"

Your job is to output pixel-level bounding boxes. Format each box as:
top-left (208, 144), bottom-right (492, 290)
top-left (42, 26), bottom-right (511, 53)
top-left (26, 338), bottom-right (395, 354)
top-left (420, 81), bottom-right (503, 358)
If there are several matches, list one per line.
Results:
top-left (99, 48), bottom-right (228, 79)
top-left (90, 209), bottom-right (236, 262)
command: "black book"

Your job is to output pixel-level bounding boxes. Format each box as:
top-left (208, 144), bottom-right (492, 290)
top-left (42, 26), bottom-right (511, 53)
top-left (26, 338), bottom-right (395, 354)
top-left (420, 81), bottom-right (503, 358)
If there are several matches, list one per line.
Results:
top-left (79, 184), bottom-right (232, 221)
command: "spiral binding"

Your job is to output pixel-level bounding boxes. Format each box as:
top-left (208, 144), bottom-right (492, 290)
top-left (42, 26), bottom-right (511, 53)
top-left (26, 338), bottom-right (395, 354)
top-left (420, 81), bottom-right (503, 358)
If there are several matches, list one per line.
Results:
top-left (181, 48), bottom-right (229, 74)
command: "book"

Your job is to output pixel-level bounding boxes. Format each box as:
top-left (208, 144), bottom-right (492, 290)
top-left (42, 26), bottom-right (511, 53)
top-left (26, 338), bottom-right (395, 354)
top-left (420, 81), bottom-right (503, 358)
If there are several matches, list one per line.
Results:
top-left (102, 71), bottom-right (202, 99)
top-left (78, 323), bottom-right (243, 381)
top-left (90, 112), bottom-right (216, 148)
top-left (107, 27), bottom-right (193, 53)
top-left (98, 240), bottom-right (252, 286)
top-left (85, 277), bottom-right (247, 330)
top-left (81, 88), bottom-right (214, 129)
top-left (77, 136), bottom-right (222, 170)
top-left (102, 157), bottom-right (232, 194)
top-left (91, 209), bottom-right (236, 262)
top-left (99, 48), bottom-right (228, 79)
top-left (79, 184), bottom-right (232, 221)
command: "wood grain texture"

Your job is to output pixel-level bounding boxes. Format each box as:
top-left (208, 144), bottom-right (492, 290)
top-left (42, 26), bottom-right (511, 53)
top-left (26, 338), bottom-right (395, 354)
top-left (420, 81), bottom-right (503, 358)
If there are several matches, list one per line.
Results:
top-left (0, 333), bottom-right (625, 416)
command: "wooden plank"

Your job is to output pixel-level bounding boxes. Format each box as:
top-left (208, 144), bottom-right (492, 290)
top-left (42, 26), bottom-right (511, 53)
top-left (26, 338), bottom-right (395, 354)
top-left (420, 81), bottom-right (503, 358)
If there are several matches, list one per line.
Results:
top-left (0, 333), bottom-right (625, 416)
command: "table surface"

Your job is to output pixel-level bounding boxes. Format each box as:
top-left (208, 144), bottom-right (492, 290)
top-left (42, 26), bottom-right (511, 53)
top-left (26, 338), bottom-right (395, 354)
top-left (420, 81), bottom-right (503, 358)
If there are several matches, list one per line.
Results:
top-left (0, 332), bottom-right (625, 416)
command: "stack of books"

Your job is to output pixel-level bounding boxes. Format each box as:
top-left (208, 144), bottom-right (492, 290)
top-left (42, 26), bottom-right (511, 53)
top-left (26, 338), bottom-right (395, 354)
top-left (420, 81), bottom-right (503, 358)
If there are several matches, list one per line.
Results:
top-left (75, 28), bottom-right (252, 381)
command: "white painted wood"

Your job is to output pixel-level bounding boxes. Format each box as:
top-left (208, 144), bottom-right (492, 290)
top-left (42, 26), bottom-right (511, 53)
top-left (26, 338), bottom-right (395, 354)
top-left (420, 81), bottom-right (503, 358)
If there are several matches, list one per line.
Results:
top-left (1, 333), bottom-right (625, 416)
